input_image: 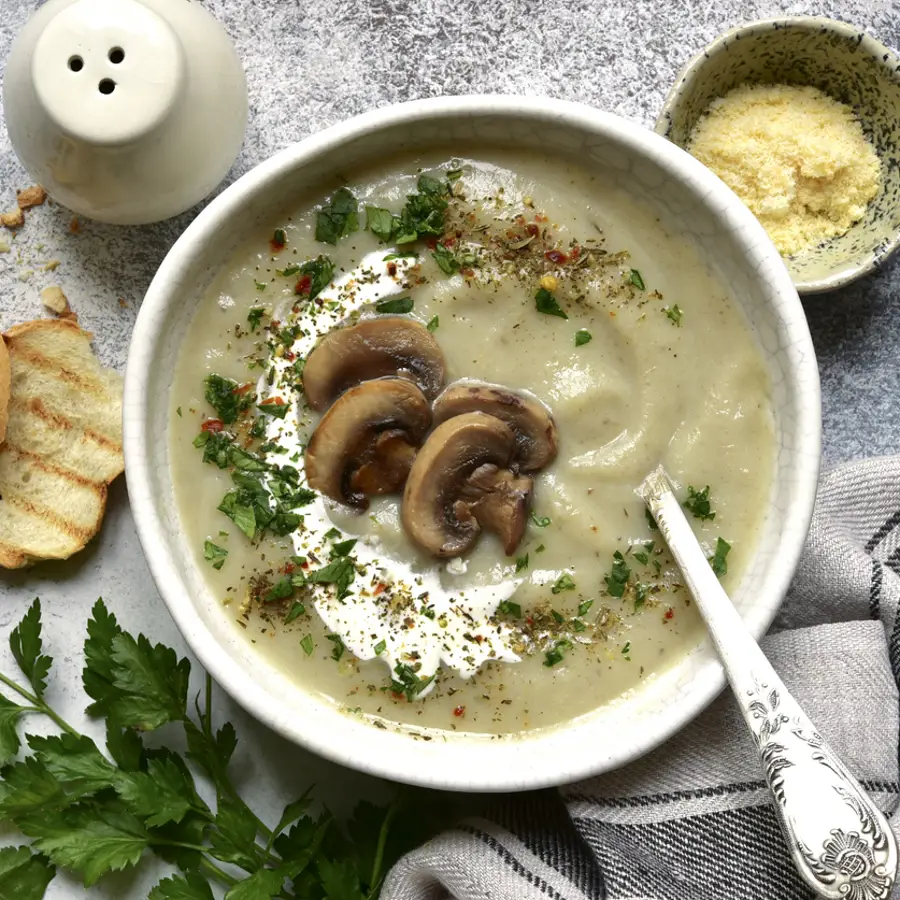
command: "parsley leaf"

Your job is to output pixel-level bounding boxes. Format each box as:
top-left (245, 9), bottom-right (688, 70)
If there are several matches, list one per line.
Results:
top-left (426, 315), bottom-right (439, 332)
top-left (530, 512), bottom-right (551, 527)
top-left (664, 304), bottom-right (683, 326)
top-left (217, 492), bottom-right (257, 540)
top-left (515, 554), bottom-right (529, 572)
top-left (0, 846), bottom-right (55, 900)
top-left (203, 541), bottom-right (228, 570)
top-left (628, 269), bottom-right (645, 290)
top-left (390, 663), bottom-right (433, 701)
top-left (498, 600), bottom-right (522, 618)
top-left (149, 871), bottom-right (215, 900)
top-left (604, 551), bottom-right (631, 598)
top-left (297, 256), bottom-right (335, 301)
top-left (307, 557), bottom-right (356, 599)
top-left (326, 635), bottom-right (345, 662)
top-left (684, 485), bottom-right (716, 520)
top-left (574, 329), bottom-right (592, 346)
top-left (374, 640), bottom-right (386, 655)
top-left (9, 599), bottom-right (52, 699)
top-left (203, 375), bottom-right (251, 425)
top-left (543, 643), bottom-right (567, 667)
top-left (263, 577), bottom-right (294, 603)
top-left (284, 602), bottom-right (306, 625)
top-left (247, 307), bottom-right (265, 331)
top-left (117, 755), bottom-right (198, 828)
top-left (577, 599), bottom-right (594, 616)
top-left (315, 187), bottom-right (359, 244)
top-left (365, 207), bottom-right (396, 242)
top-left (375, 295), bottom-right (413, 315)
top-left (26, 733), bottom-right (119, 795)
top-left (632, 541), bottom-right (654, 565)
top-left (300, 635), bottom-right (314, 656)
top-left (82, 599), bottom-right (123, 719)
top-left (257, 397), bottom-right (289, 419)
top-left (710, 537), bottom-right (731, 577)
top-left (534, 287), bottom-right (568, 319)
top-left (432, 243), bottom-right (460, 275)
top-left (551, 573), bottom-right (576, 594)
top-left (0, 695), bottom-right (23, 765)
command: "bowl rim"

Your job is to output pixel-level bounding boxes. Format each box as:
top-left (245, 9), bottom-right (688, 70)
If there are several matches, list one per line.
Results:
top-left (124, 94), bottom-right (821, 792)
top-left (654, 15), bottom-right (900, 296)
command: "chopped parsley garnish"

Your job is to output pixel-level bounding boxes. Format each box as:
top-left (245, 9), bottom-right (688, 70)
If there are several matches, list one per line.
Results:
top-left (664, 304), bottom-right (684, 326)
top-left (710, 537), bottom-right (731, 577)
top-left (306, 556), bottom-right (355, 599)
top-left (264, 576), bottom-right (294, 603)
top-left (645, 508), bottom-right (658, 530)
top-left (176, 406), bottom-right (182, 417)
top-left (530, 512), bottom-right (551, 527)
top-left (573, 619), bottom-right (587, 632)
top-left (577, 598), bottom-right (594, 616)
top-left (621, 641), bottom-right (632, 660)
top-left (574, 329), bottom-right (592, 346)
top-left (551, 609), bottom-right (565, 624)
top-left (515, 554), bottom-right (529, 572)
top-left (633, 582), bottom-right (649, 611)
top-left (254, 280), bottom-right (267, 292)
top-left (628, 269), bottom-right (645, 290)
top-left (272, 227), bottom-right (286, 249)
top-left (330, 538), bottom-right (358, 557)
top-left (366, 206), bottom-right (395, 242)
top-left (203, 540), bottom-right (228, 570)
top-left (257, 396), bottom-right (289, 418)
top-left (247, 306), bottom-right (265, 331)
top-left (375, 295), bottom-right (413, 314)
top-left (203, 374), bottom-right (252, 424)
top-left (217, 490), bottom-right (257, 539)
top-left (684, 484), bottom-right (716, 520)
top-left (534, 287), bottom-right (568, 319)
top-left (315, 187), bottom-right (359, 244)
top-left (300, 634), bottom-right (314, 655)
top-left (446, 167), bottom-right (464, 181)
top-left (551, 573), bottom-right (576, 594)
top-left (284, 601), bottom-right (306, 624)
top-left (391, 662), bottom-right (434, 701)
top-left (326, 634), bottom-right (345, 661)
top-left (323, 527), bottom-right (342, 540)
top-left (277, 264), bottom-right (300, 277)
top-left (297, 255), bottom-right (335, 301)
top-left (498, 600), bottom-right (522, 617)
top-left (432, 243), bottom-right (460, 275)
top-left (535, 543), bottom-right (545, 553)
top-left (543, 641), bottom-right (571, 668)
top-left (632, 541), bottom-right (655, 565)
top-left (383, 250), bottom-right (419, 260)
top-left (426, 315), bottom-right (440, 332)
top-left (604, 550), bottom-right (631, 598)
top-left (374, 639), bottom-right (387, 655)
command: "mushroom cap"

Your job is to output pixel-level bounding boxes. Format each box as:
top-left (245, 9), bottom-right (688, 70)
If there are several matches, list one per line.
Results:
top-left (305, 378), bottom-right (431, 509)
top-left (432, 381), bottom-right (558, 471)
top-left (302, 317), bottom-right (446, 411)
top-left (402, 411), bottom-right (533, 558)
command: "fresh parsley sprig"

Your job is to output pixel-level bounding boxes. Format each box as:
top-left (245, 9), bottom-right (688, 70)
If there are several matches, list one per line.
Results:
top-left (0, 599), bottom-right (434, 899)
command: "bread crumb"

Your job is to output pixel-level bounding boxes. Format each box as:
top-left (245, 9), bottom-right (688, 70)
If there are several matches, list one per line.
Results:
top-left (687, 84), bottom-right (881, 257)
top-left (69, 216), bottom-right (81, 234)
top-left (16, 186), bottom-right (46, 210)
top-left (17, 270), bottom-right (32, 282)
top-left (0, 240), bottom-right (9, 254)
top-left (41, 259), bottom-right (61, 272)
top-left (41, 285), bottom-right (70, 315)
top-left (117, 297), bottom-right (128, 308)
top-left (1, 208), bottom-right (24, 229)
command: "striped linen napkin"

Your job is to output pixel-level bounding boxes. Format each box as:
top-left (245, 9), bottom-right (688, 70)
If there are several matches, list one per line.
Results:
top-left (384, 456), bottom-right (900, 900)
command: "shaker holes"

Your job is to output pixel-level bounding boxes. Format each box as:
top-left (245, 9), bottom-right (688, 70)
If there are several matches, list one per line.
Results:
top-left (108, 47), bottom-right (125, 64)
top-left (68, 56), bottom-right (83, 72)
top-left (98, 79), bottom-right (116, 95)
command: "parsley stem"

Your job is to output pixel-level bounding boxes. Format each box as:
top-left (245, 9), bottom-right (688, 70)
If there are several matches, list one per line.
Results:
top-left (203, 672), bottom-right (213, 737)
top-left (0, 671), bottom-right (79, 736)
top-left (198, 855), bottom-right (238, 888)
top-left (370, 796), bottom-right (400, 890)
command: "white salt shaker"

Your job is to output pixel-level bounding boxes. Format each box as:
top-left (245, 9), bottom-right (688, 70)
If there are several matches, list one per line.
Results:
top-left (3, 0), bottom-right (248, 225)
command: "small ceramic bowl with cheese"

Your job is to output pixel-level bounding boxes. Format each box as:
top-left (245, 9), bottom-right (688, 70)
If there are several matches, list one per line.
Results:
top-left (656, 16), bottom-right (900, 295)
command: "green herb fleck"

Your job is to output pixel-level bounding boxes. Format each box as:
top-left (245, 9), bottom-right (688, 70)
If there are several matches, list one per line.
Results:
top-left (530, 512), bottom-right (551, 528)
top-left (572, 619), bottom-right (586, 632)
top-left (383, 250), bottom-right (419, 261)
top-left (254, 280), bottom-right (267, 292)
top-left (535, 543), bottom-right (545, 553)
top-left (534, 287), bottom-right (568, 319)
top-left (551, 573), bottom-right (576, 594)
top-left (374, 639), bottom-right (387, 655)
top-left (247, 306), bottom-right (265, 331)
top-left (633, 582), bottom-right (649, 611)
top-left (307, 556), bottom-right (355, 599)
top-left (515, 554), bottom-right (529, 573)
top-left (315, 187), bottom-right (359, 244)
top-left (176, 407), bottom-right (182, 417)
top-left (257, 397), bottom-right (289, 419)
top-left (543, 643), bottom-right (567, 667)
top-left (390, 662), bottom-right (434, 701)
top-left (551, 609), bottom-right (565, 625)
top-left (300, 634), bottom-right (314, 655)
top-left (710, 537), bottom-right (731, 578)
top-left (628, 269), bottom-right (645, 290)
top-left (498, 600), bottom-right (522, 618)
top-left (272, 227), bottom-right (286, 248)
top-left (432, 243), bottom-right (460, 275)
top-left (574, 329), bottom-right (592, 346)
top-left (684, 485), bottom-right (715, 521)
top-left (578, 599), bottom-right (594, 616)
top-left (632, 541), bottom-right (655, 565)
top-left (375, 295), bottom-right (414, 315)
top-left (604, 550), bottom-right (631, 598)
top-left (284, 602), bottom-right (306, 624)
top-left (426, 315), bottom-right (439, 332)
top-left (203, 374), bottom-right (251, 424)
top-left (365, 206), bottom-right (396, 242)
top-left (664, 304), bottom-right (683, 326)
top-left (203, 541), bottom-right (228, 571)
top-left (622, 641), bottom-right (632, 660)
top-left (326, 634), bottom-right (345, 662)
top-left (296, 256), bottom-right (335, 301)
top-left (264, 577), bottom-right (294, 603)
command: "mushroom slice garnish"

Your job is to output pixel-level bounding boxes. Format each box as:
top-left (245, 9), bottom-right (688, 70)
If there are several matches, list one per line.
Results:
top-left (432, 381), bottom-right (558, 471)
top-left (302, 317), bottom-right (446, 411)
top-left (402, 411), bottom-right (534, 558)
top-left (305, 378), bottom-right (431, 509)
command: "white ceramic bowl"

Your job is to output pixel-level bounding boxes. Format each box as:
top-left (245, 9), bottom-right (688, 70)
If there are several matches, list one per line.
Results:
top-left (124, 96), bottom-right (821, 792)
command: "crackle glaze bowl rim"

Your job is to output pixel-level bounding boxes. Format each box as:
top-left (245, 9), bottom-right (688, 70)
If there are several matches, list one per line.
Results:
top-left (124, 95), bottom-right (821, 792)
top-left (654, 15), bottom-right (900, 296)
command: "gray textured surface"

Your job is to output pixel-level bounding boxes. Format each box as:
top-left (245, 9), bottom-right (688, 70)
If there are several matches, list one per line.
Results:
top-left (0, 0), bottom-right (898, 896)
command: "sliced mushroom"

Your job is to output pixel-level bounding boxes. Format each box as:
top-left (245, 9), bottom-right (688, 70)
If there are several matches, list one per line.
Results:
top-left (402, 412), bottom-right (533, 558)
top-left (303, 318), bottom-right (445, 411)
top-left (305, 378), bottom-right (431, 509)
top-left (432, 381), bottom-right (558, 471)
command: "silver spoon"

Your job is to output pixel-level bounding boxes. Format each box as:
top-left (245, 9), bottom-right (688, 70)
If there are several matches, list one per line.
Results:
top-left (639, 466), bottom-right (898, 900)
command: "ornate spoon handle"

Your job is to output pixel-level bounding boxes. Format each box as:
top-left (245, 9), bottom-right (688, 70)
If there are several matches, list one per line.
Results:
top-left (639, 467), bottom-right (898, 900)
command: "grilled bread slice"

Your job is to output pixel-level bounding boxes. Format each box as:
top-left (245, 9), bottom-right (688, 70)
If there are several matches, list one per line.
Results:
top-left (0, 319), bottom-right (123, 568)
top-left (0, 334), bottom-right (9, 444)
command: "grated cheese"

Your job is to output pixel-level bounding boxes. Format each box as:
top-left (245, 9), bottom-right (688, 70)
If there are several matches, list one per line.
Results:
top-left (687, 84), bottom-right (881, 257)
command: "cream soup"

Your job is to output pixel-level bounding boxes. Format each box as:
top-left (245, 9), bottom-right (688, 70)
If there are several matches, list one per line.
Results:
top-left (170, 150), bottom-right (774, 735)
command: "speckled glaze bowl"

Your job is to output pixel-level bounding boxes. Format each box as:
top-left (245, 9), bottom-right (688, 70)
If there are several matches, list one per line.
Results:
top-left (656, 17), bottom-right (900, 295)
top-left (124, 96), bottom-right (821, 791)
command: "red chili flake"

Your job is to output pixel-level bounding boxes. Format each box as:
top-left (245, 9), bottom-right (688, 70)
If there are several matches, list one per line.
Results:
top-left (453, 705), bottom-right (466, 717)
top-left (295, 275), bottom-right (312, 295)
top-left (234, 383), bottom-right (253, 395)
top-left (570, 244), bottom-right (581, 259)
top-left (301, 561), bottom-right (310, 569)
top-left (270, 231), bottom-right (286, 252)
top-left (201, 418), bottom-right (224, 433)
top-left (404, 617), bottom-right (415, 629)
top-left (545, 249), bottom-right (568, 265)
top-left (387, 262), bottom-right (398, 277)
top-left (664, 608), bottom-right (674, 620)
top-left (525, 223), bottom-right (540, 237)
top-left (284, 350), bottom-right (296, 361)
top-left (424, 236), bottom-right (439, 250)
top-left (535, 213), bottom-right (549, 222)
top-left (442, 235), bottom-right (456, 247)
top-left (474, 635), bottom-right (484, 644)
top-left (373, 583), bottom-right (387, 596)
top-left (260, 396), bottom-right (287, 408)
top-left (283, 562), bottom-right (296, 574)
top-left (526, 616), bottom-right (534, 627)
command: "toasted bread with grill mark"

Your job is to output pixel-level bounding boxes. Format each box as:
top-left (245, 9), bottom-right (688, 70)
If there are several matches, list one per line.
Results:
top-left (0, 319), bottom-right (123, 568)
top-left (0, 337), bottom-right (9, 444)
